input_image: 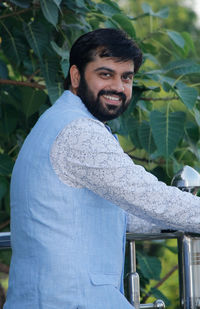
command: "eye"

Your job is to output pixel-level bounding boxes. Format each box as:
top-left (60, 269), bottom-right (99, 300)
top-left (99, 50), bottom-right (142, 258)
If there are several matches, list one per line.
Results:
top-left (99, 72), bottom-right (112, 78)
top-left (122, 74), bottom-right (134, 83)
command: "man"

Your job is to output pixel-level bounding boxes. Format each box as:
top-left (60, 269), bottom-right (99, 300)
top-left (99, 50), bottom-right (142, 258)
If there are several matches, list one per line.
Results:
top-left (4, 28), bottom-right (200, 309)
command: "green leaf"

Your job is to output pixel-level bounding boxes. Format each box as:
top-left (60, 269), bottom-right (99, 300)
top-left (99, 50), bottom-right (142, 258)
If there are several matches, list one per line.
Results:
top-left (164, 245), bottom-right (178, 254)
top-left (182, 31), bottom-right (195, 53)
top-left (41, 56), bottom-right (63, 103)
top-left (102, 0), bottom-right (121, 11)
top-left (61, 59), bottom-right (69, 78)
top-left (166, 30), bottom-right (185, 48)
top-left (150, 111), bottom-right (186, 158)
top-left (47, 82), bottom-right (63, 104)
top-left (0, 104), bottom-right (18, 135)
top-left (75, 0), bottom-right (86, 8)
top-left (9, 0), bottom-right (31, 8)
top-left (123, 86), bottom-right (144, 118)
top-left (137, 252), bottom-right (161, 280)
top-left (50, 41), bottom-right (69, 59)
top-left (20, 88), bottom-right (47, 118)
top-left (0, 155), bottom-right (14, 176)
top-left (23, 22), bottom-right (48, 61)
top-left (96, 3), bottom-right (120, 17)
top-left (108, 118), bottom-right (126, 135)
top-left (138, 121), bottom-right (156, 154)
top-left (128, 119), bottom-right (142, 149)
top-left (194, 108), bottom-right (200, 127)
top-left (53, 0), bottom-right (62, 7)
top-left (185, 122), bottom-right (199, 143)
top-left (144, 53), bottom-right (160, 65)
top-left (164, 59), bottom-right (200, 75)
top-left (112, 14), bottom-right (136, 38)
top-left (0, 176), bottom-right (8, 200)
top-left (175, 86), bottom-right (198, 109)
top-left (142, 3), bottom-right (169, 18)
top-left (40, 0), bottom-right (59, 27)
top-left (0, 60), bottom-right (8, 78)
top-left (150, 288), bottom-right (171, 306)
top-left (1, 22), bottom-right (22, 66)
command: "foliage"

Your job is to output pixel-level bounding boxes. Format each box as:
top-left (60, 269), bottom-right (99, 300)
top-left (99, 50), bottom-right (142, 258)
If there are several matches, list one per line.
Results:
top-left (0, 0), bottom-right (200, 307)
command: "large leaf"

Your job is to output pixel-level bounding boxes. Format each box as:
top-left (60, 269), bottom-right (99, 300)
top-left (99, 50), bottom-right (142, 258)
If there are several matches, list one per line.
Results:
top-left (23, 22), bottom-right (49, 61)
top-left (1, 22), bottom-right (23, 66)
top-left (128, 119), bottom-right (142, 149)
top-left (53, 0), bottom-right (62, 7)
top-left (175, 86), bottom-right (198, 109)
top-left (61, 59), bottom-right (69, 78)
top-left (0, 104), bottom-right (18, 135)
top-left (138, 121), bottom-right (156, 154)
top-left (40, 57), bottom-right (63, 103)
top-left (194, 108), bottom-right (200, 127)
top-left (46, 82), bottom-right (63, 105)
top-left (75, 0), bottom-right (87, 8)
top-left (0, 60), bottom-right (8, 78)
top-left (171, 32), bottom-right (196, 58)
top-left (50, 41), bottom-right (69, 59)
top-left (164, 59), bottom-right (200, 75)
top-left (20, 88), bottom-right (47, 118)
top-left (0, 176), bottom-right (8, 200)
top-left (0, 155), bottom-right (14, 176)
top-left (137, 252), bottom-right (161, 281)
top-left (102, 0), bottom-right (121, 11)
top-left (150, 110), bottom-right (186, 158)
top-left (166, 30), bottom-right (185, 48)
top-left (40, 0), bottom-right (59, 27)
top-left (96, 3), bottom-right (120, 17)
top-left (142, 3), bottom-right (169, 19)
top-left (112, 14), bottom-right (136, 38)
top-left (9, 0), bottom-right (31, 8)
top-left (41, 57), bottom-right (60, 83)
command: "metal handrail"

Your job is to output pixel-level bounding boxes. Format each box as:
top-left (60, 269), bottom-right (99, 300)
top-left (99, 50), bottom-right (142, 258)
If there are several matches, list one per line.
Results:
top-left (1, 230), bottom-right (200, 308)
top-left (0, 232), bottom-right (11, 249)
top-left (126, 231), bottom-right (200, 309)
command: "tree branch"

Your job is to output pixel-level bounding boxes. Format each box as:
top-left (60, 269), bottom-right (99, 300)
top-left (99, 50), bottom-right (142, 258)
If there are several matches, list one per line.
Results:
top-left (127, 153), bottom-right (155, 164)
top-left (0, 7), bottom-right (33, 19)
top-left (142, 264), bottom-right (178, 303)
top-left (140, 96), bottom-right (179, 101)
top-left (0, 220), bottom-right (10, 231)
top-left (26, 69), bottom-right (41, 82)
top-left (0, 79), bottom-right (45, 90)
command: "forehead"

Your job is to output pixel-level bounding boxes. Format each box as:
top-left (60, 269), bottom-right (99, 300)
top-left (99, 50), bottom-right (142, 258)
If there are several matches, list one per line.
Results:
top-left (85, 56), bottom-right (134, 73)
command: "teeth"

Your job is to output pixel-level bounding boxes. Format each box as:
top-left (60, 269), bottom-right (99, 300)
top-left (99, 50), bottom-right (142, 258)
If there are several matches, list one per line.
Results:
top-left (104, 95), bottom-right (120, 101)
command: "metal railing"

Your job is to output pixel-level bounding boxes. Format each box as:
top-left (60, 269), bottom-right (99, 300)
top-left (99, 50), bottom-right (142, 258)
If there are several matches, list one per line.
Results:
top-left (0, 232), bottom-right (11, 250)
top-left (126, 231), bottom-right (200, 309)
top-left (1, 166), bottom-right (200, 308)
top-left (1, 231), bottom-right (200, 308)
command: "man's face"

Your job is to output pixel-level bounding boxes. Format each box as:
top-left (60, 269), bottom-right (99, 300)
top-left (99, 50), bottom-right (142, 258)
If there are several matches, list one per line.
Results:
top-left (73, 56), bottom-right (134, 122)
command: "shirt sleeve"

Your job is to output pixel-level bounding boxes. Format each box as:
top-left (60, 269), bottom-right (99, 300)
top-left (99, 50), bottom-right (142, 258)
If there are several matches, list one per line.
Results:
top-left (50, 117), bottom-right (200, 233)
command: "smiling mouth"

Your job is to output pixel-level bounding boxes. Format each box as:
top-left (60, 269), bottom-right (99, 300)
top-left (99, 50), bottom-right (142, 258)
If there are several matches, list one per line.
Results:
top-left (102, 95), bottom-right (122, 105)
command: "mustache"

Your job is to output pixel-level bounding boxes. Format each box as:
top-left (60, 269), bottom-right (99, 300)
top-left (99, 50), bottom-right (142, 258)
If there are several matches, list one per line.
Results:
top-left (98, 90), bottom-right (126, 102)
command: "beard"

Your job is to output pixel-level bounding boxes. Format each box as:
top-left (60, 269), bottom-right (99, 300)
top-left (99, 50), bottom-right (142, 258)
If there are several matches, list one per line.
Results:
top-left (77, 74), bottom-right (131, 122)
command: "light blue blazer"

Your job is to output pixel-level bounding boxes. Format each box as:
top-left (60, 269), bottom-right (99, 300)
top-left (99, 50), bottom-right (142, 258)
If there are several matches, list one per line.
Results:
top-left (4, 91), bottom-right (133, 309)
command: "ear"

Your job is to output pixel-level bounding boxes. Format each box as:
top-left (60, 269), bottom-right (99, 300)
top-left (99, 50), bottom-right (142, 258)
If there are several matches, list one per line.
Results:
top-left (70, 65), bottom-right (81, 93)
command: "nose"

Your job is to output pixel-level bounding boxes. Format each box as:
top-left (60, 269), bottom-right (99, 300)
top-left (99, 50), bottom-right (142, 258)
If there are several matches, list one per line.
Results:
top-left (110, 77), bottom-right (124, 92)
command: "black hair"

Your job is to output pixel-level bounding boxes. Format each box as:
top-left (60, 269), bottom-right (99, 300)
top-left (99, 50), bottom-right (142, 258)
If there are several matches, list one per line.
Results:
top-left (64, 28), bottom-right (143, 90)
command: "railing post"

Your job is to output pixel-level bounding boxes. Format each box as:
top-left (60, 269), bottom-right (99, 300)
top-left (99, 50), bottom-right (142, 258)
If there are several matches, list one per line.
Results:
top-left (178, 234), bottom-right (200, 308)
top-left (128, 240), bottom-right (140, 308)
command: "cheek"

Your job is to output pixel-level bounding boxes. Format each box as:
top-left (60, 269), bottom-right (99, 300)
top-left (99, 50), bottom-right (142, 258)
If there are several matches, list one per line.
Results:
top-left (90, 80), bottom-right (107, 95)
top-left (125, 86), bottom-right (132, 99)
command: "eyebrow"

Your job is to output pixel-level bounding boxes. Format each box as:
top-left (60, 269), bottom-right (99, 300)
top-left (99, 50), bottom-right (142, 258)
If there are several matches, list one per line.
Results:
top-left (94, 66), bottom-right (134, 75)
